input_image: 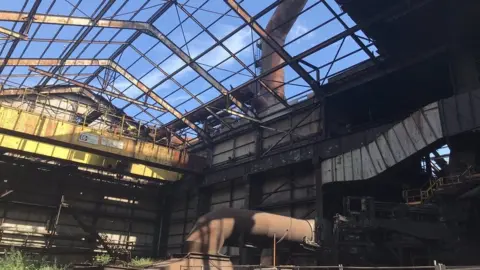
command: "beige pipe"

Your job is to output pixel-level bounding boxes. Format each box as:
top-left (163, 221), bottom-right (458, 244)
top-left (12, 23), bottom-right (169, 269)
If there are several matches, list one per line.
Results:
top-left (254, 0), bottom-right (308, 111)
top-left (185, 208), bottom-right (315, 254)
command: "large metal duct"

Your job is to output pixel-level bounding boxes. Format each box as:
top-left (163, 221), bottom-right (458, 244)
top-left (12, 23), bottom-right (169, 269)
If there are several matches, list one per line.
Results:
top-left (185, 208), bottom-right (315, 254)
top-left (253, 0), bottom-right (308, 111)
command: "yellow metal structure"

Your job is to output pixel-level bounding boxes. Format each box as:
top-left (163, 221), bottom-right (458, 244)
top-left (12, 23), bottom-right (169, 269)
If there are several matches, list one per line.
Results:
top-left (403, 167), bottom-right (478, 204)
top-left (0, 104), bottom-right (204, 181)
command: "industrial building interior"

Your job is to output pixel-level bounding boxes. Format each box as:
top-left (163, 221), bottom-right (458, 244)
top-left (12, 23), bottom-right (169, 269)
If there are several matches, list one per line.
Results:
top-left (0, 0), bottom-right (480, 268)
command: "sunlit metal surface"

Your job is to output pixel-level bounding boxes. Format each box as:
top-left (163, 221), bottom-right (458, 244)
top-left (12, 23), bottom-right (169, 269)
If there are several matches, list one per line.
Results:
top-left (0, 0), bottom-right (376, 144)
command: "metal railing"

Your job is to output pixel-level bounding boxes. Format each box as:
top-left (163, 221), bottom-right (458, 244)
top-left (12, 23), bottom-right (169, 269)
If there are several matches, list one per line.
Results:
top-left (403, 166), bottom-right (475, 204)
top-left (230, 264), bottom-right (464, 270)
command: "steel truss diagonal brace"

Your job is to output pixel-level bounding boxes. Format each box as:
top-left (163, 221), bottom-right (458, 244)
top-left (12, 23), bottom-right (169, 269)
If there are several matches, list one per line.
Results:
top-left (0, 10), bottom-right (257, 119)
top-left (146, 26), bottom-right (256, 118)
top-left (28, 67), bottom-right (167, 113)
top-left (0, 58), bottom-right (211, 143)
top-left (0, 27), bottom-right (27, 40)
top-left (224, 0), bottom-right (323, 97)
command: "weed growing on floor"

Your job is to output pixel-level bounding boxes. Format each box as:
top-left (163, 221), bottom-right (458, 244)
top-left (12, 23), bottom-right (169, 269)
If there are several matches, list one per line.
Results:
top-left (128, 257), bottom-right (154, 267)
top-left (93, 253), bottom-right (111, 266)
top-left (0, 249), bottom-right (64, 270)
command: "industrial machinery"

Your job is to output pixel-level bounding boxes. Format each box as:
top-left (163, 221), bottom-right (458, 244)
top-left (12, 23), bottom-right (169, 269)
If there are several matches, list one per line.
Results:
top-left (0, 103), bottom-right (205, 181)
top-left (144, 208), bottom-right (317, 269)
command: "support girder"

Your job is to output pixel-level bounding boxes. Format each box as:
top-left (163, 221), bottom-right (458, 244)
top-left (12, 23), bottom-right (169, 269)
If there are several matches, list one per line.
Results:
top-left (0, 10), bottom-right (257, 119)
top-left (224, 0), bottom-right (322, 97)
top-left (0, 86), bottom-right (82, 96)
top-left (0, 26), bottom-right (26, 40)
top-left (0, 58), bottom-right (211, 143)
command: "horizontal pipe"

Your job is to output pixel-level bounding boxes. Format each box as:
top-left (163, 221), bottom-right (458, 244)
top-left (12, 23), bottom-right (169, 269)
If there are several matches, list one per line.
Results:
top-left (185, 208), bottom-right (315, 254)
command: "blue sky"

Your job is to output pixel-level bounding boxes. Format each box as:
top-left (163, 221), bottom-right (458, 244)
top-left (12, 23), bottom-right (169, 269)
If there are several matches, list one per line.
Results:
top-left (0, 0), bottom-right (375, 136)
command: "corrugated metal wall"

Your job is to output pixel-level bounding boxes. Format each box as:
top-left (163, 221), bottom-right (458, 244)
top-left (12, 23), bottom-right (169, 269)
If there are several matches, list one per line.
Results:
top-left (0, 157), bottom-right (162, 263)
top-left (211, 106), bottom-right (321, 166)
top-left (165, 164), bottom-right (316, 263)
top-left (321, 102), bottom-right (443, 183)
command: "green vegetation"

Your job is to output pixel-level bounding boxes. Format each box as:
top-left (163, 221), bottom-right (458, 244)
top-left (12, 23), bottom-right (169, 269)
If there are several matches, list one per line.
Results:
top-left (0, 249), bottom-right (156, 269)
top-left (128, 257), bottom-right (154, 267)
top-left (93, 253), bottom-right (111, 266)
top-left (0, 249), bottom-right (64, 270)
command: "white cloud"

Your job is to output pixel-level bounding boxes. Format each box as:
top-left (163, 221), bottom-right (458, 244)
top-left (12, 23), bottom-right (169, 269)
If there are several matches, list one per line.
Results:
top-left (109, 25), bottom-right (253, 100)
top-left (198, 26), bottom-right (253, 67)
top-left (288, 20), bottom-right (316, 42)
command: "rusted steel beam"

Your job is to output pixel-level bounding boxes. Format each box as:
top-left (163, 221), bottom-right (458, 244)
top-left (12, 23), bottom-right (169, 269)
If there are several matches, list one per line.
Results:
top-left (129, 44), bottom-right (233, 130)
top-left (225, 0), bottom-right (322, 97)
top-left (0, 10), bottom-right (257, 119)
top-left (0, 0), bottom-right (41, 76)
top-left (0, 86), bottom-right (83, 96)
top-left (147, 26), bottom-right (256, 118)
top-left (0, 11), bottom-right (148, 30)
top-left (108, 62), bottom-right (212, 143)
top-left (176, 3), bottom-right (289, 109)
top-left (40, 0), bottom-right (116, 87)
top-left (83, 1), bottom-right (173, 94)
top-left (0, 27), bottom-right (27, 40)
top-left (28, 67), bottom-right (167, 113)
top-left (321, 0), bottom-right (377, 62)
top-left (0, 58), bottom-right (211, 143)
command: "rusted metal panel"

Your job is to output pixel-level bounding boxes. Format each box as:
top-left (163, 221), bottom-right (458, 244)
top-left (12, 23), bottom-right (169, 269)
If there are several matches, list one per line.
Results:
top-left (0, 104), bottom-right (205, 176)
top-left (321, 101), bottom-right (443, 183)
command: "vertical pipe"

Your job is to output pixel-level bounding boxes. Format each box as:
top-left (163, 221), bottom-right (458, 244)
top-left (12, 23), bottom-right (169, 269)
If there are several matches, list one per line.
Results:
top-left (256, 0), bottom-right (308, 110)
top-left (153, 126), bottom-right (157, 147)
top-left (83, 112), bottom-right (87, 129)
top-left (273, 233), bottom-right (276, 267)
top-left (137, 120), bottom-right (142, 138)
top-left (120, 115), bottom-right (125, 137)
